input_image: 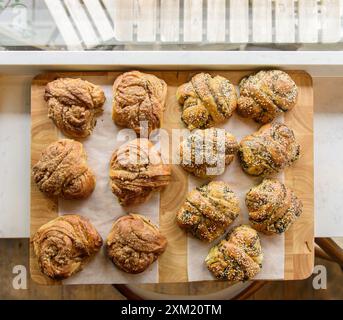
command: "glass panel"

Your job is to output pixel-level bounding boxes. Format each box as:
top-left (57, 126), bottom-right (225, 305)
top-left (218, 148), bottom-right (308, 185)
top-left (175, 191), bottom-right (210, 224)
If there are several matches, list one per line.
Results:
top-left (0, 0), bottom-right (342, 50)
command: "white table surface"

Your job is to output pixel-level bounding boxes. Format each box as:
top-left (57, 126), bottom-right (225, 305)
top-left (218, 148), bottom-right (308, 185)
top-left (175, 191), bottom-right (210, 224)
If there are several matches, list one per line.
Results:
top-left (0, 73), bottom-right (342, 238)
top-left (314, 77), bottom-right (343, 237)
top-left (0, 75), bottom-right (30, 238)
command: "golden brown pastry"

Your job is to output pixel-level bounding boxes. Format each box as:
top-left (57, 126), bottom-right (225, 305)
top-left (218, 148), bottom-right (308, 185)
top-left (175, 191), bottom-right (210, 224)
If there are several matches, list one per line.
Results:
top-left (246, 178), bottom-right (303, 235)
top-left (112, 71), bottom-right (167, 135)
top-left (31, 214), bottom-right (102, 280)
top-left (205, 225), bottom-right (263, 282)
top-left (176, 181), bottom-right (240, 242)
top-left (45, 77), bottom-right (105, 138)
top-left (180, 128), bottom-right (238, 178)
top-left (109, 138), bottom-right (171, 206)
top-left (32, 139), bottom-right (95, 199)
top-left (176, 73), bottom-right (237, 130)
top-left (238, 122), bottom-right (300, 177)
top-left (237, 70), bottom-right (298, 124)
top-left (106, 214), bottom-right (167, 274)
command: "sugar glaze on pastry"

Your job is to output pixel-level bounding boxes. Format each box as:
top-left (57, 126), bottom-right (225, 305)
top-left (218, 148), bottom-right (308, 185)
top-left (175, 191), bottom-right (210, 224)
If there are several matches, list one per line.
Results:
top-left (206, 225), bottom-right (263, 282)
top-left (239, 122), bottom-right (300, 177)
top-left (180, 128), bottom-right (238, 178)
top-left (246, 178), bottom-right (303, 235)
top-left (32, 139), bottom-right (96, 199)
top-left (176, 181), bottom-right (240, 242)
top-left (45, 77), bottom-right (105, 138)
top-left (109, 138), bottom-right (171, 206)
top-left (237, 70), bottom-right (298, 124)
top-left (106, 214), bottom-right (167, 274)
top-left (177, 73), bottom-right (237, 130)
top-left (32, 214), bottom-right (102, 280)
top-left (112, 71), bottom-right (167, 135)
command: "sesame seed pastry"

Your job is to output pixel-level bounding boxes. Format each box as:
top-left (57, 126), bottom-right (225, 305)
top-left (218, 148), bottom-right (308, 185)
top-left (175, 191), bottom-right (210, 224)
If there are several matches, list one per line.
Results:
top-left (176, 181), bottom-right (240, 242)
top-left (109, 138), bottom-right (171, 206)
top-left (32, 139), bottom-right (96, 199)
top-left (246, 178), bottom-right (303, 235)
top-left (238, 122), bottom-right (300, 177)
top-left (206, 225), bottom-right (263, 282)
top-left (106, 214), bottom-right (167, 274)
top-left (44, 78), bottom-right (105, 138)
top-left (112, 71), bottom-right (167, 135)
top-left (31, 214), bottom-right (102, 280)
top-left (237, 70), bottom-right (298, 124)
top-left (180, 128), bottom-right (238, 178)
top-left (176, 73), bottom-right (237, 130)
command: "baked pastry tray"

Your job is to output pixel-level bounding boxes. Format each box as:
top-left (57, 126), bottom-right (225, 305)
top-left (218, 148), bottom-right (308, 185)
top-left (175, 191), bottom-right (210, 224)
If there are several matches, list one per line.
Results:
top-left (30, 71), bottom-right (314, 285)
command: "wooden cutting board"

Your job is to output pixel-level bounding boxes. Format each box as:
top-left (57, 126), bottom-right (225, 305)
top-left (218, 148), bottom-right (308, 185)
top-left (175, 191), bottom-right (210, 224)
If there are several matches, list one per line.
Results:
top-left (30, 70), bottom-right (314, 285)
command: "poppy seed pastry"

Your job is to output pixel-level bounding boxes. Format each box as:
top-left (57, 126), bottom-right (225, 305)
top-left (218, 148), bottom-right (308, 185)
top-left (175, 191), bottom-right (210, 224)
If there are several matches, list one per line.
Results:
top-left (176, 73), bottom-right (237, 130)
top-left (237, 70), bottom-right (298, 124)
top-left (44, 77), bottom-right (105, 138)
top-left (112, 71), bottom-right (167, 135)
top-left (176, 181), bottom-right (240, 242)
top-left (205, 225), bottom-right (263, 282)
top-left (32, 139), bottom-right (96, 199)
top-left (246, 178), bottom-right (303, 235)
top-left (238, 122), bottom-right (300, 177)
top-left (31, 214), bottom-right (102, 280)
top-left (109, 138), bottom-right (171, 206)
top-left (180, 128), bottom-right (238, 178)
top-left (106, 214), bottom-right (167, 274)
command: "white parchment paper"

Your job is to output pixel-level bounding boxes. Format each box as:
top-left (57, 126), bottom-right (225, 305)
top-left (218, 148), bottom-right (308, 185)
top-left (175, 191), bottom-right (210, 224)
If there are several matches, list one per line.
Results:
top-left (57, 80), bottom-right (284, 284)
top-left (60, 84), bottom-right (160, 284)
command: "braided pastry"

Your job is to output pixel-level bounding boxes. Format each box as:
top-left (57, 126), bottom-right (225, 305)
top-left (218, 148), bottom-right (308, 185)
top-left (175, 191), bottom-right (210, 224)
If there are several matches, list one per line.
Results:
top-left (177, 73), bottom-right (237, 130)
top-left (246, 178), bottom-right (303, 235)
top-left (205, 225), bottom-right (263, 282)
top-left (112, 71), bottom-right (167, 135)
top-left (180, 128), bottom-right (238, 178)
top-left (32, 139), bottom-right (95, 199)
top-left (176, 181), bottom-right (240, 242)
top-left (45, 78), bottom-right (105, 138)
top-left (32, 214), bottom-right (102, 280)
top-left (239, 122), bottom-right (300, 177)
top-left (106, 214), bottom-right (167, 274)
top-left (109, 138), bottom-right (171, 206)
top-left (237, 70), bottom-right (298, 124)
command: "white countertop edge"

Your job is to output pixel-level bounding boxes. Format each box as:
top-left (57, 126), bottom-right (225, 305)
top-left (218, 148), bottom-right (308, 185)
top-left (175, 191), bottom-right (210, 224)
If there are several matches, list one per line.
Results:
top-left (0, 51), bottom-right (342, 68)
top-left (0, 50), bottom-right (342, 65)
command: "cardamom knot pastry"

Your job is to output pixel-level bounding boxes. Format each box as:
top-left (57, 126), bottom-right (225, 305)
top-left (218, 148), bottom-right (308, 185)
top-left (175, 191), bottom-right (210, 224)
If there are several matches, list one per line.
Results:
top-left (106, 214), bottom-right (167, 274)
top-left (246, 178), bottom-right (303, 235)
top-left (176, 73), bottom-right (237, 130)
top-left (44, 77), bottom-right (105, 138)
top-left (237, 70), bottom-right (298, 124)
top-left (112, 71), bottom-right (167, 135)
top-left (176, 181), bottom-right (240, 242)
top-left (180, 128), bottom-right (238, 178)
top-left (31, 214), bottom-right (102, 280)
top-left (239, 122), bottom-right (300, 177)
top-left (32, 139), bottom-right (96, 199)
top-left (109, 138), bottom-right (171, 206)
top-left (205, 225), bottom-right (263, 282)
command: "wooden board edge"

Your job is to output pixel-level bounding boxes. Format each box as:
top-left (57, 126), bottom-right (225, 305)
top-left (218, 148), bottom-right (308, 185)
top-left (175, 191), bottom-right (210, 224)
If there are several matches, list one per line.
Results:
top-left (284, 71), bottom-right (314, 280)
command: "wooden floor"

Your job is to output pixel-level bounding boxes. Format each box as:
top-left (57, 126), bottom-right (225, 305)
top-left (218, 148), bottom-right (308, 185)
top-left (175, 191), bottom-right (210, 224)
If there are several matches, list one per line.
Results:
top-left (1, 239), bottom-right (342, 300)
